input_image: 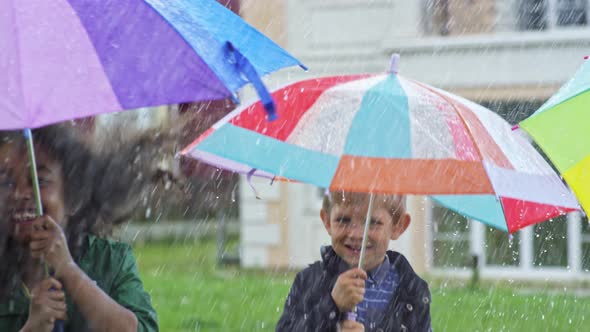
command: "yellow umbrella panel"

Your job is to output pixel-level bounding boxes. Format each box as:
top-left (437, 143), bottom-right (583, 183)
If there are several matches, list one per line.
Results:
top-left (520, 58), bottom-right (590, 213)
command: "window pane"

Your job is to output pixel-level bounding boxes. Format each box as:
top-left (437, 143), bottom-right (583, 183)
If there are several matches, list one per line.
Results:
top-left (485, 228), bottom-right (520, 266)
top-left (431, 202), bottom-right (470, 268)
top-left (432, 204), bottom-right (469, 234)
top-left (433, 240), bottom-right (470, 267)
top-left (481, 100), bottom-right (545, 124)
top-left (518, 0), bottom-right (548, 30)
top-left (557, 0), bottom-right (587, 26)
top-left (533, 215), bottom-right (568, 267)
top-left (581, 216), bottom-right (590, 271)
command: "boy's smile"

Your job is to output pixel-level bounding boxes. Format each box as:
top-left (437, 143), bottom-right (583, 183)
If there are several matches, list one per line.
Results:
top-left (321, 199), bottom-right (409, 271)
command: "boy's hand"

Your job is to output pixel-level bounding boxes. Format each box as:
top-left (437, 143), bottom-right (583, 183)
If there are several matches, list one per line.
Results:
top-left (29, 216), bottom-right (74, 278)
top-left (22, 277), bottom-right (67, 332)
top-left (331, 268), bottom-right (367, 312)
top-left (339, 320), bottom-right (365, 332)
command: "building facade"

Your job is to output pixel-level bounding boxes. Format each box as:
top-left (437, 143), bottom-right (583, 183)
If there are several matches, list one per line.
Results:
top-left (238, 0), bottom-right (590, 281)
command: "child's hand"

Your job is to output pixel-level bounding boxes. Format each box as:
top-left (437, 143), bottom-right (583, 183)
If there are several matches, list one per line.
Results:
top-left (22, 277), bottom-right (67, 332)
top-left (29, 215), bottom-right (74, 278)
top-left (339, 319), bottom-right (365, 331)
top-left (331, 268), bottom-right (367, 312)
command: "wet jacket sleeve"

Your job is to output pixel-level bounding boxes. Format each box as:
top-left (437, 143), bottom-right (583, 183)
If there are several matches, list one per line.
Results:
top-left (110, 244), bottom-right (159, 332)
top-left (276, 271), bottom-right (340, 332)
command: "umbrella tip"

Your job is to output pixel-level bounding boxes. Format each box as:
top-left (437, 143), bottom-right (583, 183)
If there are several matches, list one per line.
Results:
top-left (388, 53), bottom-right (400, 74)
top-left (264, 101), bottom-right (278, 121)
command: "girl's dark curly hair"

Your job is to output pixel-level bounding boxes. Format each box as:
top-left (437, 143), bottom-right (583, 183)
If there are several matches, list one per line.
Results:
top-left (0, 125), bottom-right (159, 298)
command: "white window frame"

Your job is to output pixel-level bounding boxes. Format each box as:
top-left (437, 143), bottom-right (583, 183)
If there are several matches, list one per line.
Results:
top-left (430, 203), bottom-right (590, 280)
top-left (428, 201), bottom-right (472, 269)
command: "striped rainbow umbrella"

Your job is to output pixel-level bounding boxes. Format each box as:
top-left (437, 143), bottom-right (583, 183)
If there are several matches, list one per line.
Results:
top-left (519, 57), bottom-right (590, 216)
top-left (182, 65), bottom-right (579, 233)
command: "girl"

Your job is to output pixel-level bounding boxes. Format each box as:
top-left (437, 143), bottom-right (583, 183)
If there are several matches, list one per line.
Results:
top-left (0, 126), bottom-right (158, 332)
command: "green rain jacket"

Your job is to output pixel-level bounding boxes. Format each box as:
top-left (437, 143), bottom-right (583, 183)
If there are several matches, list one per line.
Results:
top-left (0, 235), bottom-right (158, 331)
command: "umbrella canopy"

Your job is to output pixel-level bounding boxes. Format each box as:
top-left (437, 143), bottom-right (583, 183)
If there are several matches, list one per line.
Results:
top-left (0, 0), bottom-right (305, 130)
top-left (182, 72), bottom-right (579, 233)
top-left (519, 57), bottom-right (590, 215)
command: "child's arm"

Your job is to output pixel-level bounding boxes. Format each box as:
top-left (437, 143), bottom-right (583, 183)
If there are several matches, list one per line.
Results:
top-left (60, 262), bottom-right (139, 331)
top-left (106, 244), bottom-right (159, 332)
top-left (30, 216), bottom-right (140, 332)
top-left (276, 272), bottom-right (341, 332)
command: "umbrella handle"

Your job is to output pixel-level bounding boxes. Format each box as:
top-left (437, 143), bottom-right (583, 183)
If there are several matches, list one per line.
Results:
top-left (49, 271), bottom-right (64, 332)
top-left (52, 318), bottom-right (64, 332)
top-left (23, 129), bottom-right (44, 216)
top-left (345, 311), bottom-right (357, 321)
top-left (24, 130), bottom-right (62, 331)
top-left (346, 193), bottom-right (375, 322)
top-left (357, 192), bottom-right (374, 270)
top-left (226, 42), bottom-right (278, 121)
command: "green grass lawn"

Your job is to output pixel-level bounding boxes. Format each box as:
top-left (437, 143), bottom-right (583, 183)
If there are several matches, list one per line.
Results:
top-left (133, 241), bottom-right (590, 331)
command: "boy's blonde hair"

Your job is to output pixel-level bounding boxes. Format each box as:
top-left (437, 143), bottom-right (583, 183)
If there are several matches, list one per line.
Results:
top-left (322, 190), bottom-right (407, 224)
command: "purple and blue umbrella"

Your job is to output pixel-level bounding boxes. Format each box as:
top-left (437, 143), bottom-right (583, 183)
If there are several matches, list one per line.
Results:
top-left (1, 0), bottom-right (305, 213)
top-left (1, 0), bottom-right (305, 129)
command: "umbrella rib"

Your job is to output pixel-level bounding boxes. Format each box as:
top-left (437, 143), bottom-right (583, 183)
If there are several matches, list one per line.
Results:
top-left (142, 0), bottom-right (233, 98)
top-left (407, 79), bottom-right (487, 165)
top-left (407, 79), bottom-right (511, 230)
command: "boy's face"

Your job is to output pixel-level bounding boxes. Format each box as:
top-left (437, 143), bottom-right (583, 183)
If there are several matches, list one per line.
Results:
top-left (321, 195), bottom-right (410, 271)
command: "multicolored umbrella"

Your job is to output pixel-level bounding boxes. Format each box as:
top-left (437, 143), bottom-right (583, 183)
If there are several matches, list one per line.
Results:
top-left (0, 0), bottom-right (305, 130)
top-left (519, 57), bottom-right (590, 215)
top-left (183, 66), bottom-right (579, 233)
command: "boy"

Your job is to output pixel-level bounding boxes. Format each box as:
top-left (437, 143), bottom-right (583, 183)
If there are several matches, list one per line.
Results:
top-left (276, 191), bottom-right (431, 332)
